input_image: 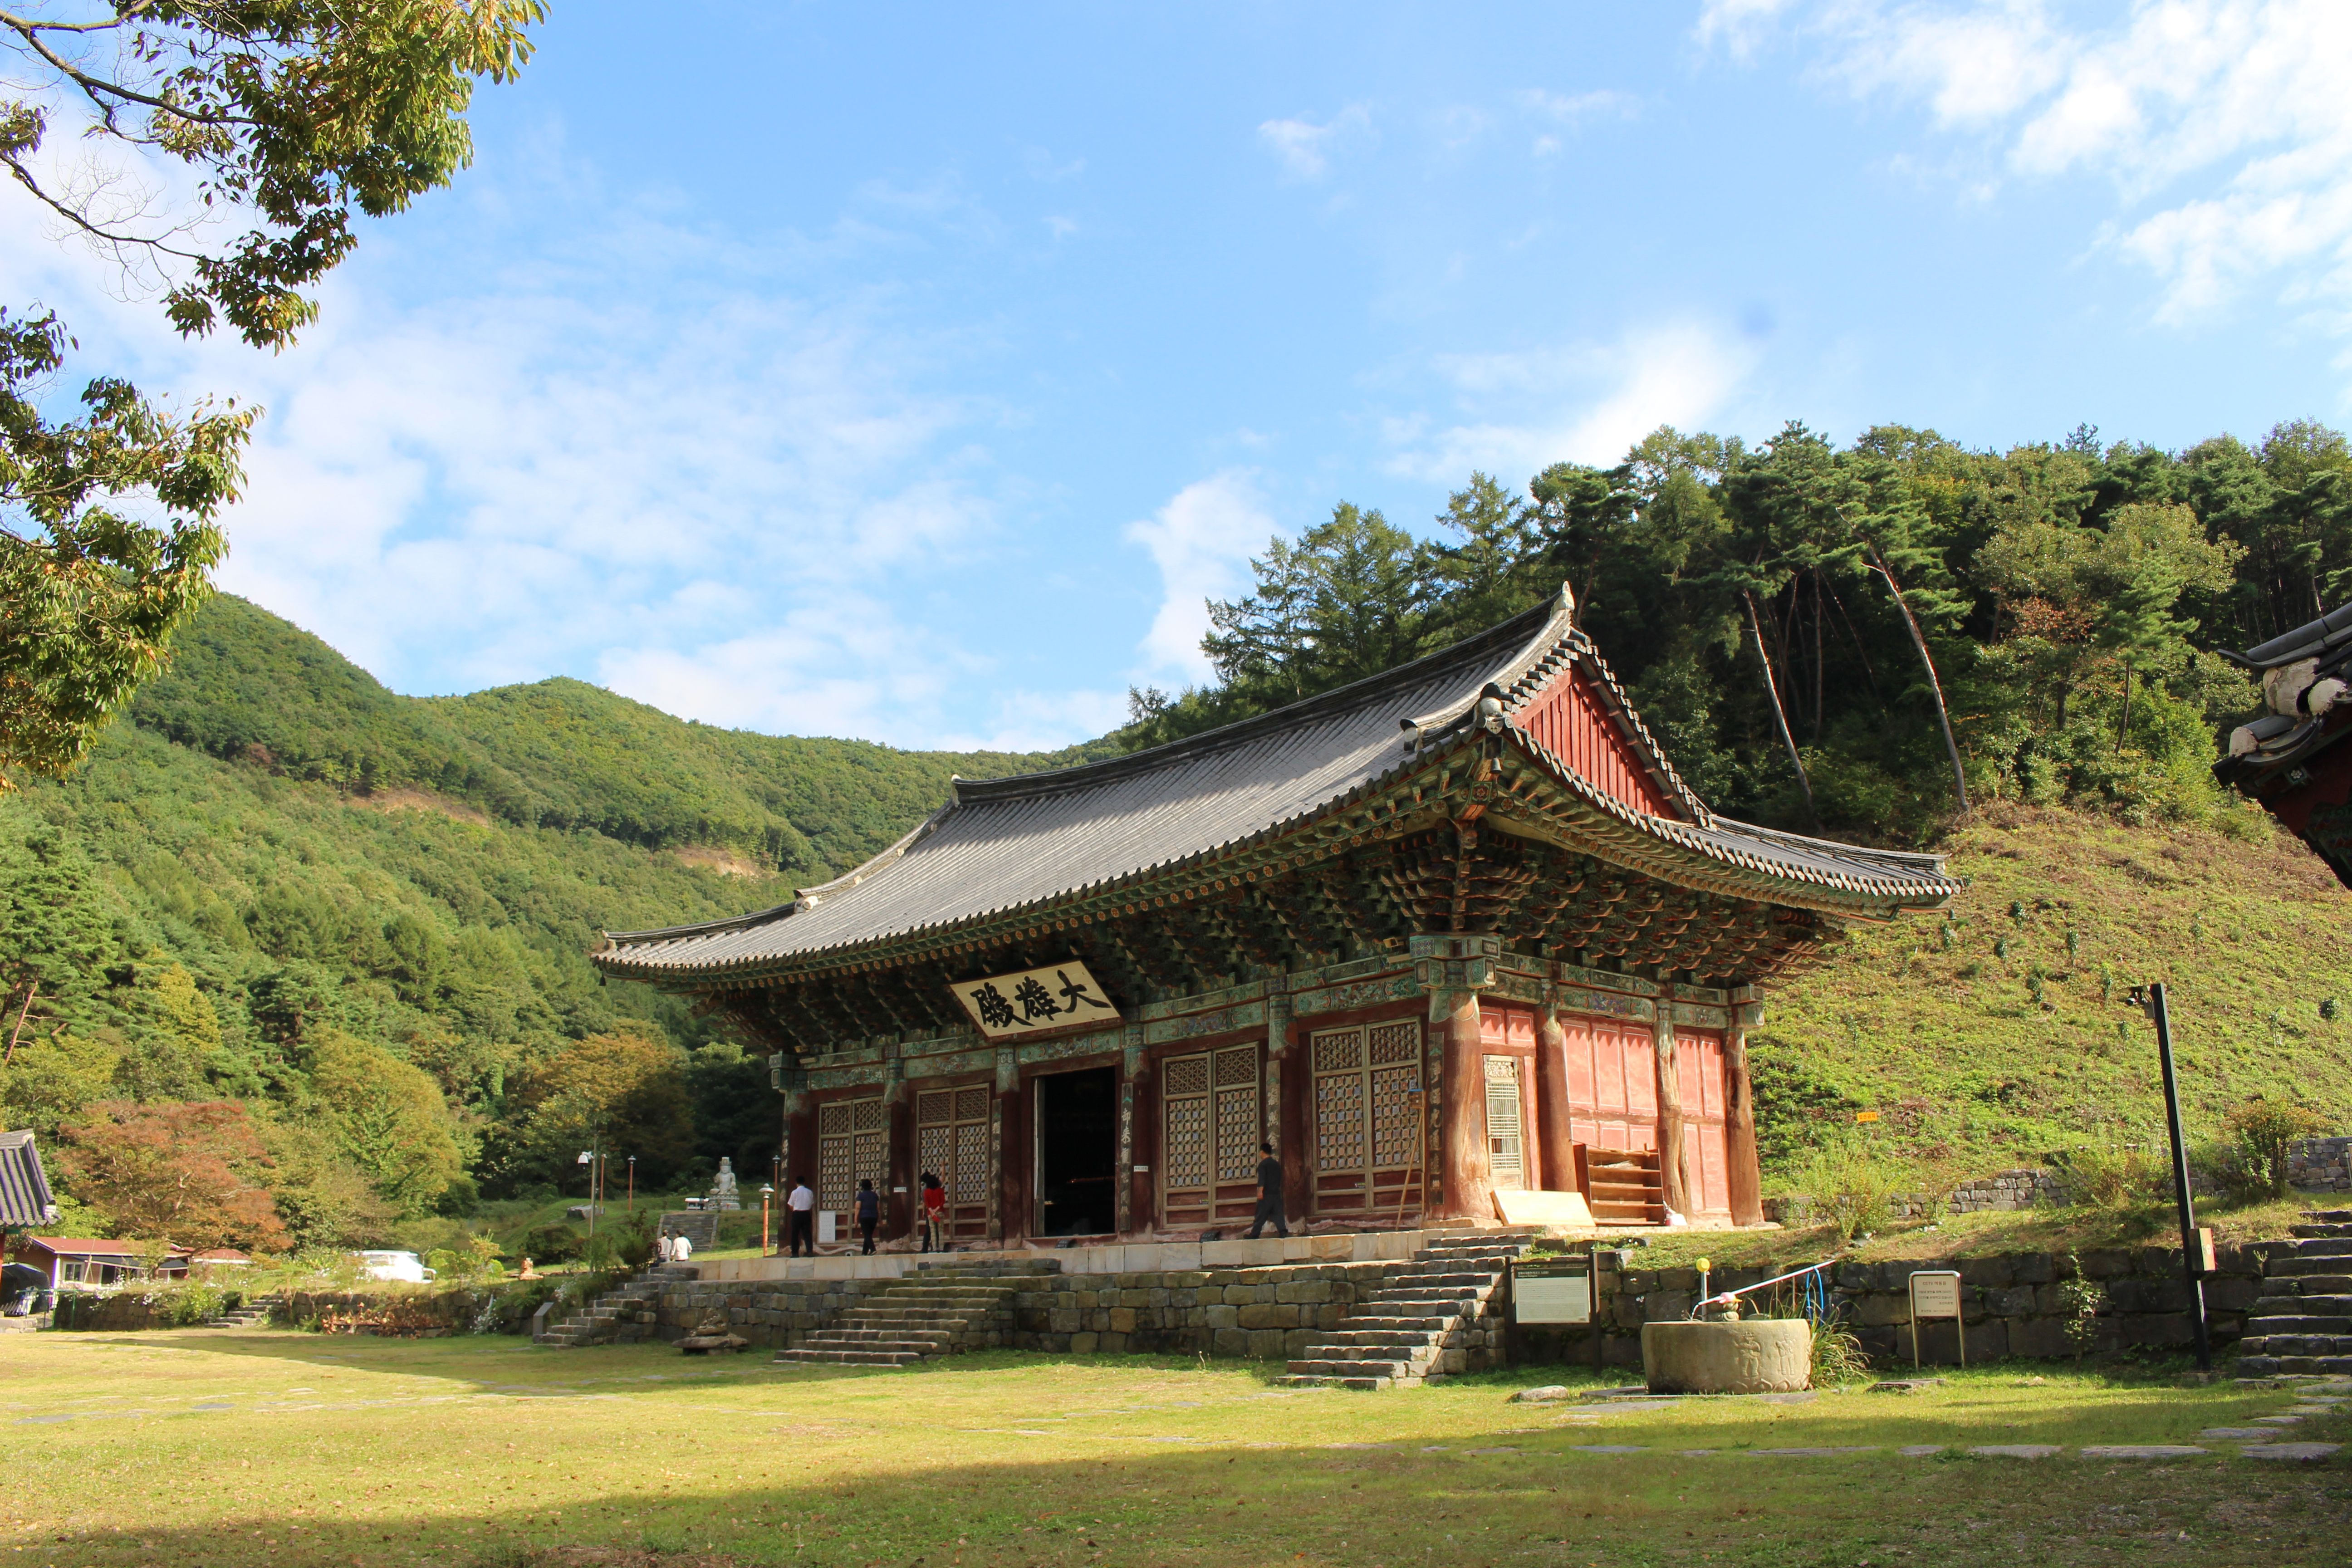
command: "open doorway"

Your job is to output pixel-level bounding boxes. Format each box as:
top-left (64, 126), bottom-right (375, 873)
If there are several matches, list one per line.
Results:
top-left (1036, 1066), bottom-right (1118, 1236)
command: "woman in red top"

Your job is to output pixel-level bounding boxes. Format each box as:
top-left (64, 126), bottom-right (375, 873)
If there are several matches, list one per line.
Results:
top-left (919, 1171), bottom-right (947, 1253)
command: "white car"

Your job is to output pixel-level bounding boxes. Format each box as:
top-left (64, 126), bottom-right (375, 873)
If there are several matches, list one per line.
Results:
top-left (353, 1250), bottom-right (436, 1284)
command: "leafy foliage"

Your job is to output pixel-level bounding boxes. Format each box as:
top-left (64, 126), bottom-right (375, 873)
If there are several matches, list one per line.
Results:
top-left (54, 1099), bottom-right (289, 1251)
top-left (1124, 420), bottom-right (2352, 842)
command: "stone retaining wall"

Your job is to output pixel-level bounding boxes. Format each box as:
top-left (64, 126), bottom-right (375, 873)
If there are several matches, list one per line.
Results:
top-left (1513, 1244), bottom-right (2272, 1368)
top-left (2288, 1137), bottom-right (2352, 1193)
top-left (631, 1261), bottom-right (1496, 1366)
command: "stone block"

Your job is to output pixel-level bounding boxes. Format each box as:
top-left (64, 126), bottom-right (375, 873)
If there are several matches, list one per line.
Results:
top-left (1316, 1304), bottom-right (1346, 1330)
top-left (1099, 1332), bottom-right (1127, 1353)
top-left (1986, 1286), bottom-right (2037, 1318)
top-left (1070, 1331), bottom-right (1099, 1354)
top-left (1148, 1288), bottom-right (1172, 1308)
top-left (1958, 1256), bottom-right (2014, 1288)
top-left (2009, 1254), bottom-right (2054, 1285)
top-left (2079, 1249), bottom-right (2132, 1279)
top-left (1237, 1303), bottom-right (1295, 1331)
top-left (1109, 1308), bottom-right (1137, 1333)
top-left (1284, 1328), bottom-right (1313, 1358)
top-left (1205, 1304), bottom-right (1239, 1329)
top-left (1246, 1328), bottom-right (1286, 1358)
top-left (2205, 1278), bottom-right (2262, 1312)
top-left (2121, 1312), bottom-right (2194, 1348)
top-left (1278, 1280), bottom-right (1332, 1304)
top-left (1656, 1268), bottom-right (1700, 1291)
top-left (1849, 1293), bottom-right (1912, 1328)
top-left (1223, 1285), bottom-right (1256, 1306)
top-left (1049, 1308), bottom-right (1080, 1333)
top-left (1643, 1291), bottom-right (1694, 1322)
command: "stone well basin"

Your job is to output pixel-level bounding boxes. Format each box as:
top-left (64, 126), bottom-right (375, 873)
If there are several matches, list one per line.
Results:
top-left (1641, 1319), bottom-right (1812, 1394)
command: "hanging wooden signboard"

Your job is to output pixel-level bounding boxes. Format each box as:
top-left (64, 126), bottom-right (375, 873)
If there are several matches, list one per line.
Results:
top-left (950, 961), bottom-right (1122, 1041)
top-left (1908, 1269), bottom-right (1964, 1368)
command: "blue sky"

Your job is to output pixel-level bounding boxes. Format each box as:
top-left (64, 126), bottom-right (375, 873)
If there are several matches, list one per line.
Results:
top-left (10, 1), bottom-right (2352, 750)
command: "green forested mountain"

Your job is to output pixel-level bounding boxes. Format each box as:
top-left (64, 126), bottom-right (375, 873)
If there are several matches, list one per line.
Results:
top-left (0, 597), bottom-right (1116, 1247)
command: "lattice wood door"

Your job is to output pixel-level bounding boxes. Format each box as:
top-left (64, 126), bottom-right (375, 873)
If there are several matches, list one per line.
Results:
top-left (916, 1084), bottom-right (994, 1238)
top-left (817, 1097), bottom-right (887, 1228)
top-left (1484, 1054), bottom-right (1527, 1191)
top-left (1160, 1045), bottom-right (1261, 1229)
top-left (1309, 1021), bottom-right (1423, 1218)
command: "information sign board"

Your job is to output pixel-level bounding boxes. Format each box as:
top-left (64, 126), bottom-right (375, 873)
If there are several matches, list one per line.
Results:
top-left (1907, 1269), bottom-right (1964, 1368)
top-left (1513, 1257), bottom-right (1592, 1325)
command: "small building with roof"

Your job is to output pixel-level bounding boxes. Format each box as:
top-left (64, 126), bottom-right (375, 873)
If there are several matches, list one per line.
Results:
top-left (593, 589), bottom-right (1956, 1243)
top-left (1, 1130), bottom-right (58, 1233)
top-left (8, 1237), bottom-right (146, 1291)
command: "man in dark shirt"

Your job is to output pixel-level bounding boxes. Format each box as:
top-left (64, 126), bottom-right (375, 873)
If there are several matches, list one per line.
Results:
top-left (1246, 1141), bottom-right (1289, 1239)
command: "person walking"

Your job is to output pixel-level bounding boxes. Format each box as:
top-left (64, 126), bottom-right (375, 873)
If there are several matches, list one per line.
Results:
top-left (853, 1178), bottom-right (882, 1255)
top-left (786, 1179), bottom-right (816, 1257)
top-left (919, 1171), bottom-right (947, 1253)
top-left (1245, 1141), bottom-right (1289, 1239)
top-left (671, 1232), bottom-right (692, 1264)
top-left (655, 1229), bottom-right (673, 1265)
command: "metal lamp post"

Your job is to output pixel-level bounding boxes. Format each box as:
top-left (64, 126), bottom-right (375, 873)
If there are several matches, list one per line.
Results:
top-left (2125, 982), bottom-right (2212, 1371)
top-left (578, 1150), bottom-right (596, 1237)
top-left (627, 1156), bottom-right (636, 1214)
top-left (761, 1185), bottom-right (776, 1257)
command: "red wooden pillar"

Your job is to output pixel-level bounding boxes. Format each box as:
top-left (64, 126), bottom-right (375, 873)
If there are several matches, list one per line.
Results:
top-left (1534, 1006), bottom-right (1578, 1193)
top-left (1440, 988), bottom-right (1494, 1220)
top-left (1724, 1014), bottom-right (1764, 1226)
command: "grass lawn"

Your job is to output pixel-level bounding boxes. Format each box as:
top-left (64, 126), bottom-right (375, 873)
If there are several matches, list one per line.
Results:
top-left (1, 1332), bottom-right (2344, 1568)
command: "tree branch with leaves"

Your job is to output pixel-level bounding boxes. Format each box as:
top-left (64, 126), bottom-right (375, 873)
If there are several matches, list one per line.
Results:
top-left (0, 0), bottom-right (541, 789)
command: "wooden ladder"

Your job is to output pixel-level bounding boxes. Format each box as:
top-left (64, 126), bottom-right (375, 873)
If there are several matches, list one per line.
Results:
top-left (1578, 1146), bottom-right (1666, 1225)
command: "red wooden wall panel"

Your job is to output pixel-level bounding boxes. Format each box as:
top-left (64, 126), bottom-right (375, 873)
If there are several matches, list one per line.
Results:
top-left (1509, 664), bottom-right (1674, 817)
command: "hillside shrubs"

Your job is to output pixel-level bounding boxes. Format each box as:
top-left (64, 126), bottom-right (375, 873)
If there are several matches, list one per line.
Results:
top-left (2221, 1098), bottom-right (2329, 1197)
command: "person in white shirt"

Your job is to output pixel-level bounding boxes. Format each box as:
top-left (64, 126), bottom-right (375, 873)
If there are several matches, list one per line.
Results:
top-left (787, 1180), bottom-right (817, 1257)
top-left (671, 1234), bottom-right (692, 1264)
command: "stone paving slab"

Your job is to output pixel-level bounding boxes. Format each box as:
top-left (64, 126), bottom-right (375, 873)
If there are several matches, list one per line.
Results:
top-left (2240, 1442), bottom-right (2342, 1461)
top-left (1745, 1446), bottom-right (1878, 1456)
top-left (2196, 1428), bottom-right (2278, 1440)
top-left (1564, 1445), bottom-right (1646, 1454)
top-left (2078, 1446), bottom-right (2207, 1459)
top-left (1970, 1445), bottom-right (2061, 1459)
top-left (2254, 1414), bottom-right (2306, 1425)
top-left (1897, 1445), bottom-right (1946, 1457)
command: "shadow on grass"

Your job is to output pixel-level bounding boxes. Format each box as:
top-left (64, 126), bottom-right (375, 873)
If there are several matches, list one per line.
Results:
top-left (24, 1423), bottom-right (2352, 1568)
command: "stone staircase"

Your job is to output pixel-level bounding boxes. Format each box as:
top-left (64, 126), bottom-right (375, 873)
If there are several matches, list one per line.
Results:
top-left (1278, 1228), bottom-right (1539, 1390)
top-left (658, 1210), bottom-right (721, 1251)
top-left (536, 1264), bottom-right (700, 1348)
top-left (2237, 1209), bottom-right (2352, 1376)
top-left (204, 1293), bottom-right (282, 1328)
top-left (774, 1260), bottom-right (1061, 1368)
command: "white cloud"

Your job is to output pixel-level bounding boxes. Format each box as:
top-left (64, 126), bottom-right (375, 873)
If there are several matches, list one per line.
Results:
top-left (1695, 0), bottom-right (1801, 59)
top-left (0, 147), bottom-right (1107, 750)
top-left (1123, 471), bottom-right (1279, 681)
top-left (1257, 106), bottom-right (1375, 181)
top-left (1733, 1), bottom-right (2352, 329)
top-left (1385, 322), bottom-right (1760, 483)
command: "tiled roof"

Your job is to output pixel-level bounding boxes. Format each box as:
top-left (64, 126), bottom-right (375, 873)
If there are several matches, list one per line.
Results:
top-left (598, 592), bottom-right (1955, 978)
top-left (19, 1237), bottom-right (136, 1256)
top-left (0, 1131), bottom-right (56, 1229)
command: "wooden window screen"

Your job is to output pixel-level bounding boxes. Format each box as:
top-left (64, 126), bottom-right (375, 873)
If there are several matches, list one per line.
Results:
top-left (1484, 1054), bottom-right (1526, 1191)
top-left (916, 1083), bottom-right (994, 1237)
top-left (1311, 1021), bottom-right (1423, 1218)
top-left (1161, 1044), bottom-right (1261, 1229)
top-left (818, 1096), bottom-right (885, 1216)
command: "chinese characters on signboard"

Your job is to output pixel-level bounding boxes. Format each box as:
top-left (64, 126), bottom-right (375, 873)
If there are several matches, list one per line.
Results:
top-left (951, 961), bottom-right (1121, 1041)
